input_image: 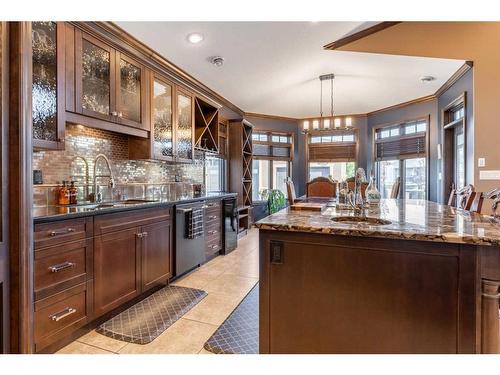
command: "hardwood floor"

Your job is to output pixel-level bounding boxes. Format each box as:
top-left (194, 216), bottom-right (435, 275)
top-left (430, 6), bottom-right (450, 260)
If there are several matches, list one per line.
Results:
top-left (57, 228), bottom-right (259, 354)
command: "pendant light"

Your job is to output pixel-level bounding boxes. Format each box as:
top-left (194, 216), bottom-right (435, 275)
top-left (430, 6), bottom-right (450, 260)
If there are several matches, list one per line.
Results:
top-left (302, 73), bottom-right (335, 133)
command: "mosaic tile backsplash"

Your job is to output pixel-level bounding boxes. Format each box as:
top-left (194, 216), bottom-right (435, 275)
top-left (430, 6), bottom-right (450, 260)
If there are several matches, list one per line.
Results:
top-left (33, 124), bottom-right (205, 206)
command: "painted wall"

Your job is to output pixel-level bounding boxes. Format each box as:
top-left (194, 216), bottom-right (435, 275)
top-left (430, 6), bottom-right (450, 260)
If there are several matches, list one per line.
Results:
top-left (366, 99), bottom-right (439, 202)
top-left (336, 22), bottom-right (500, 201)
top-left (437, 69), bottom-right (474, 199)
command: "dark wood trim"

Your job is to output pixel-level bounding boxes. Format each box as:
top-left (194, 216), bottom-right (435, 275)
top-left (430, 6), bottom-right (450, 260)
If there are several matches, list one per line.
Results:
top-left (9, 22), bottom-right (34, 353)
top-left (367, 95), bottom-right (435, 116)
top-left (435, 61), bottom-right (473, 98)
top-left (71, 22), bottom-right (244, 118)
top-left (245, 112), bottom-right (299, 123)
top-left (323, 22), bottom-right (401, 50)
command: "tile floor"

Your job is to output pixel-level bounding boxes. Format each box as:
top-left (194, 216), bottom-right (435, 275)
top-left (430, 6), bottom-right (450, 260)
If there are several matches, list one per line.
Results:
top-left (57, 228), bottom-right (260, 354)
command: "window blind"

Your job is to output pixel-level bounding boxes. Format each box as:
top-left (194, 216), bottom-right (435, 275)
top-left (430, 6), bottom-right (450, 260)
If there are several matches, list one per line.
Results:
top-left (375, 133), bottom-right (426, 160)
top-left (308, 130), bottom-right (357, 162)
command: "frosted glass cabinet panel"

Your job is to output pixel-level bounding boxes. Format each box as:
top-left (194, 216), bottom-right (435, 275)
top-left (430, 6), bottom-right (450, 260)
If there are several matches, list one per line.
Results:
top-left (176, 90), bottom-right (194, 161)
top-left (116, 52), bottom-right (145, 128)
top-left (32, 21), bottom-right (65, 149)
top-left (152, 77), bottom-right (174, 159)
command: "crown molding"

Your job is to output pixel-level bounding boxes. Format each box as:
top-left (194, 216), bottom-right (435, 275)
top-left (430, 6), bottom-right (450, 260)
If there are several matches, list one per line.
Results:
top-left (366, 95), bottom-right (436, 116)
top-left (323, 22), bottom-right (401, 50)
top-left (244, 112), bottom-right (299, 123)
top-left (434, 61), bottom-right (473, 97)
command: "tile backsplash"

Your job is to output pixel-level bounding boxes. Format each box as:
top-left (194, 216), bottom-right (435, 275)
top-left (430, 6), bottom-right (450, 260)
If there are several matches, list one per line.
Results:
top-left (33, 124), bottom-right (205, 206)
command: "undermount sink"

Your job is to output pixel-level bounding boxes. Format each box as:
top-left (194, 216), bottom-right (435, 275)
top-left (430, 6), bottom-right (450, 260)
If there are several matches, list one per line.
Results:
top-left (62, 199), bottom-right (158, 210)
top-left (331, 216), bottom-right (392, 225)
top-left (117, 199), bottom-right (157, 205)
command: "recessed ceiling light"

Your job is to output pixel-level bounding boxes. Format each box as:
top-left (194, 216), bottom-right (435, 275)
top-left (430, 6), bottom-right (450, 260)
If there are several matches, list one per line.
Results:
top-left (187, 33), bottom-right (204, 44)
top-left (420, 76), bottom-right (436, 83)
top-left (210, 56), bottom-right (225, 67)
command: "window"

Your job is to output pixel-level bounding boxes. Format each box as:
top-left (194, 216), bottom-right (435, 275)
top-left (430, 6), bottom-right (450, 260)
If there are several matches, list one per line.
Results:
top-left (443, 94), bottom-right (467, 200)
top-left (252, 130), bottom-right (293, 200)
top-left (204, 155), bottom-right (226, 193)
top-left (308, 162), bottom-right (355, 181)
top-left (374, 119), bottom-right (428, 200)
top-left (307, 130), bottom-right (358, 183)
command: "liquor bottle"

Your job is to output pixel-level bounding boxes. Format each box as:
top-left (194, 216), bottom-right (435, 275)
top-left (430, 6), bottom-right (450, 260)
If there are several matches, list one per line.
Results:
top-left (69, 181), bottom-right (78, 205)
top-left (58, 181), bottom-right (70, 205)
top-left (366, 171), bottom-right (381, 206)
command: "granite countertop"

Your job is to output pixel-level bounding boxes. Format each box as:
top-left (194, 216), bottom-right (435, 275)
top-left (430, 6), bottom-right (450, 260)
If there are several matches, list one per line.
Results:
top-left (33, 192), bottom-right (237, 223)
top-left (254, 199), bottom-right (500, 246)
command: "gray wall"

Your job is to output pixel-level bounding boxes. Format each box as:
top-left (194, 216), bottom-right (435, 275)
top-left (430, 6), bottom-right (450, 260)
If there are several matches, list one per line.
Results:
top-left (437, 69), bottom-right (474, 200)
top-left (366, 99), bottom-right (439, 202)
top-left (245, 69), bottom-right (473, 203)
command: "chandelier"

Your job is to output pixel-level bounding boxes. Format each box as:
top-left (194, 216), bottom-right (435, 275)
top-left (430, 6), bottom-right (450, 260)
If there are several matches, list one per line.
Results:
top-left (302, 73), bottom-right (352, 134)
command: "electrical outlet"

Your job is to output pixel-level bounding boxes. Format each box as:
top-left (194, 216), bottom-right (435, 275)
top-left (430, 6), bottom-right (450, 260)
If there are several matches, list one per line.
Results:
top-left (478, 158), bottom-right (486, 167)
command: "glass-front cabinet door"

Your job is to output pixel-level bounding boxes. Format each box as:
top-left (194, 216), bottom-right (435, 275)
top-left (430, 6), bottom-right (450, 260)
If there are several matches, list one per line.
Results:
top-left (32, 21), bottom-right (65, 149)
top-left (75, 32), bottom-right (147, 130)
top-left (76, 32), bottom-right (115, 122)
top-left (116, 52), bottom-right (146, 129)
top-left (175, 89), bottom-right (194, 161)
top-left (152, 76), bottom-right (174, 160)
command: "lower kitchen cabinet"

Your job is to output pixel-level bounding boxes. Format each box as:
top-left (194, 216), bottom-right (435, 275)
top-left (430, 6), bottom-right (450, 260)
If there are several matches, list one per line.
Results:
top-left (94, 227), bottom-right (141, 316)
top-left (141, 220), bottom-right (172, 291)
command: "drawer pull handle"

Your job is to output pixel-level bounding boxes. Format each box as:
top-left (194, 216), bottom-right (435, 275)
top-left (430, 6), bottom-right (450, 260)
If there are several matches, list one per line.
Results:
top-left (207, 203), bottom-right (217, 207)
top-left (50, 307), bottom-right (77, 322)
top-left (208, 215), bottom-right (218, 220)
top-left (137, 233), bottom-right (143, 238)
top-left (49, 228), bottom-right (75, 237)
top-left (211, 245), bottom-right (219, 249)
top-left (49, 262), bottom-right (76, 273)
top-left (208, 230), bottom-right (218, 235)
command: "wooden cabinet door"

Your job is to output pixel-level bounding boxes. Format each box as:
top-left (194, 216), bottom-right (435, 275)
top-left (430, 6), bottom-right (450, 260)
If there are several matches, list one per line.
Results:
top-left (31, 21), bottom-right (65, 150)
top-left (115, 52), bottom-right (148, 130)
top-left (141, 220), bottom-right (172, 292)
top-left (94, 227), bottom-right (141, 316)
top-left (174, 87), bottom-right (194, 162)
top-left (74, 30), bottom-right (116, 123)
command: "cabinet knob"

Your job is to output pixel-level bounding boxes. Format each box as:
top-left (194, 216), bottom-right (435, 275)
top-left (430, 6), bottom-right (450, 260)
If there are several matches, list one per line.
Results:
top-left (136, 233), bottom-right (143, 238)
top-left (142, 232), bottom-right (148, 237)
top-left (111, 111), bottom-right (118, 116)
top-left (118, 112), bottom-right (123, 118)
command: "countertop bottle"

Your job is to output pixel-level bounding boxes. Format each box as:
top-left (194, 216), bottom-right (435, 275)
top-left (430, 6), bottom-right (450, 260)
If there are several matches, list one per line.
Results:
top-left (366, 172), bottom-right (381, 206)
top-left (69, 181), bottom-right (77, 205)
top-left (58, 180), bottom-right (70, 205)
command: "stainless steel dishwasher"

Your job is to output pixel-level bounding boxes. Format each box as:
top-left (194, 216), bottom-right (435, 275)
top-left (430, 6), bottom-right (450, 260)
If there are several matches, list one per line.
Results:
top-left (175, 201), bottom-right (206, 277)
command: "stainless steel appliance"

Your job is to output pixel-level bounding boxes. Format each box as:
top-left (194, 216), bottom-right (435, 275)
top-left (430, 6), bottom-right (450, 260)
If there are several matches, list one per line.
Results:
top-left (222, 197), bottom-right (238, 254)
top-left (175, 201), bottom-right (206, 276)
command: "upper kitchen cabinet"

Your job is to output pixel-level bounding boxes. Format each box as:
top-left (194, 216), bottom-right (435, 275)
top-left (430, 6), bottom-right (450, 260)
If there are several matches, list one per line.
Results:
top-left (194, 96), bottom-right (220, 154)
top-left (32, 21), bottom-right (66, 150)
top-left (66, 27), bottom-right (149, 136)
top-left (175, 88), bottom-right (194, 162)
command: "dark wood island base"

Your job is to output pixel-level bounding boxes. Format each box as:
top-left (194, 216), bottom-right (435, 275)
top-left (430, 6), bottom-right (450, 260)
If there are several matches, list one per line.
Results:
top-left (258, 230), bottom-right (500, 354)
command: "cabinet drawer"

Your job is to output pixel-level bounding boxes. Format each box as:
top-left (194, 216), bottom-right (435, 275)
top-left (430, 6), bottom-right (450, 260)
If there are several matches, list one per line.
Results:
top-left (35, 217), bottom-right (93, 249)
top-left (205, 200), bottom-right (221, 211)
top-left (94, 206), bottom-right (171, 235)
top-left (205, 212), bottom-right (221, 224)
top-left (34, 281), bottom-right (91, 352)
top-left (205, 237), bottom-right (222, 255)
top-left (34, 239), bottom-right (93, 301)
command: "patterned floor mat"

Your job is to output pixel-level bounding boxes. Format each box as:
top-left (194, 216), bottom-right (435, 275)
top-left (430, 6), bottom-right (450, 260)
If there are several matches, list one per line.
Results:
top-left (204, 283), bottom-right (259, 354)
top-left (96, 285), bottom-right (207, 344)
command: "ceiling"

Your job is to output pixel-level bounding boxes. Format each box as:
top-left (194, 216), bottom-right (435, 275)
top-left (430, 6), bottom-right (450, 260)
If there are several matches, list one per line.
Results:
top-left (117, 22), bottom-right (465, 118)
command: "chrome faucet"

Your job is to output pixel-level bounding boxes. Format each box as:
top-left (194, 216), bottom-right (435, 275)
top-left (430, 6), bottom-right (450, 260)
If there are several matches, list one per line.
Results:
top-left (91, 154), bottom-right (115, 203)
top-left (347, 168), bottom-right (367, 213)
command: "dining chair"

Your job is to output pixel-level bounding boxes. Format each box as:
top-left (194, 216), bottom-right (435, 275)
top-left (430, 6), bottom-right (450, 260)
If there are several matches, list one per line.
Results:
top-left (390, 177), bottom-right (401, 199)
top-left (483, 188), bottom-right (500, 216)
top-left (285, 178), bottom-right (303, 206)
top-left (449, 184), bottom-right (476, 210)
top-left (306, 177), bottom-right (336, 198)
top-left (346, 177), bottom-right (368, 200)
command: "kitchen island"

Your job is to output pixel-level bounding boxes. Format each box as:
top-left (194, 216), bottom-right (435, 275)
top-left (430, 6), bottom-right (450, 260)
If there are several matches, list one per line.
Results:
top-left (255, 199), bottom-right (500, 354)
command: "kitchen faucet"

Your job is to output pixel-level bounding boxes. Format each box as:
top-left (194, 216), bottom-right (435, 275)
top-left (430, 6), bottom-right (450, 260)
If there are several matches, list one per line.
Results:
top-left (347, 168), bottom-right (366, 213)
top-left (90, 154), bottom-right (115, 203)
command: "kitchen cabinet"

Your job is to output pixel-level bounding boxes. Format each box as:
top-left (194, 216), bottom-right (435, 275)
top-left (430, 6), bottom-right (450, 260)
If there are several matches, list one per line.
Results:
top-left (129, 76), bottom-right (194, 162)
top-left (93, 207), bottom-right (172, 316)
top-left (94, 227), bottom-right (141, 316)
top-left (31, 21), bottom-right (66, 150)
top-left (71, 29), bottom-right (149, 132)
top-left (204, 200), bottom-right (222, 257)
top-left (141, 220), bottom-right (172, 291)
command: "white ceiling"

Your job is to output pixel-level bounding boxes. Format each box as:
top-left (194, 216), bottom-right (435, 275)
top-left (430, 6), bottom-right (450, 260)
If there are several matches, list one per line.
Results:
top-left (117, 22), bottom-right (465, 118)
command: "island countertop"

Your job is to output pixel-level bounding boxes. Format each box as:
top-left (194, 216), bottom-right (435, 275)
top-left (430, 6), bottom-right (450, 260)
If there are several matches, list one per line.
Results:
top-left (254, 199), bottom-right (500, 246)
